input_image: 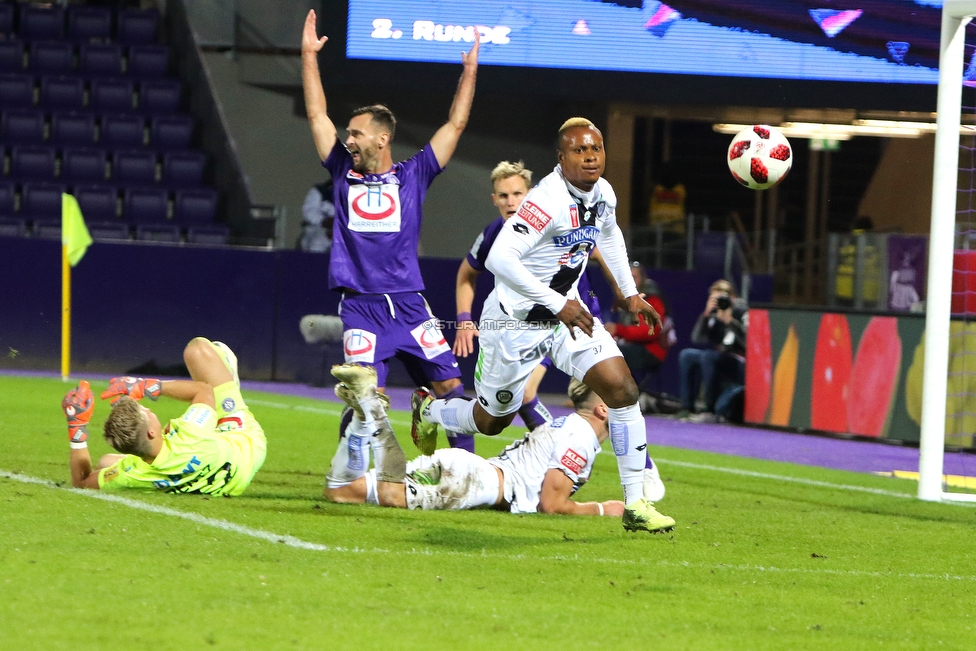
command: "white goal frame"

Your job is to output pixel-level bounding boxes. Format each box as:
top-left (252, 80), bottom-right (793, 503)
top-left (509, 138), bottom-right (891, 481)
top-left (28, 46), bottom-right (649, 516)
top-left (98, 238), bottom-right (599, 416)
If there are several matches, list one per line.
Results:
top-left (918, 0), bottom-right (976, 503)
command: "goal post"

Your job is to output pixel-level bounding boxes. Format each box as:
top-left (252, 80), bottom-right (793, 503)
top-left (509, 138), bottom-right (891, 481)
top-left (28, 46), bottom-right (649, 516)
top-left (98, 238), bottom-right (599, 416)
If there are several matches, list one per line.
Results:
top-left (918, 0), bottom-right (976, 503)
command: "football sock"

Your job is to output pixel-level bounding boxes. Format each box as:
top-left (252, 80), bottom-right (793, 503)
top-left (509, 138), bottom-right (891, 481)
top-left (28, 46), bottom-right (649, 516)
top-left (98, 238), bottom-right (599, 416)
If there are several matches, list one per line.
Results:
top-left (438, 385), bottom-right (475, 452)
top-left (517, 396), bottom-right (552, 431)
top-left (371, 420), bottom-right (406, 483)
top-left (326, 426), bottom-right (371, 487)
top-left (338, 405), bottom-right (354, 440)
top-left (608, 403), bottom-right (647, 506)
top-left (428, 396), bottom-right (479, 435)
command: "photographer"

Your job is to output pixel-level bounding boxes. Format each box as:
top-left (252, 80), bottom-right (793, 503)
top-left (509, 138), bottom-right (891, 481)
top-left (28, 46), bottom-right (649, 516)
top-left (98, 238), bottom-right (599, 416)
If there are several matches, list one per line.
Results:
top-left (677, 279), bottom-right (748, 423)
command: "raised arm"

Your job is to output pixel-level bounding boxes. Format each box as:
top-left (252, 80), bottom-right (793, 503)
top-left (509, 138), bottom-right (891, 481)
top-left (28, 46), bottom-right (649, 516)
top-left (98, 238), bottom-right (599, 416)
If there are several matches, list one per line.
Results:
top-left (62, 382), bottom-right (101, 489)
top-left (453, 258), bottom-right (481, 357)
top-left (429, 32), bottom-right (479, 167)
top-left (302, 9), bottom-right (337, 162)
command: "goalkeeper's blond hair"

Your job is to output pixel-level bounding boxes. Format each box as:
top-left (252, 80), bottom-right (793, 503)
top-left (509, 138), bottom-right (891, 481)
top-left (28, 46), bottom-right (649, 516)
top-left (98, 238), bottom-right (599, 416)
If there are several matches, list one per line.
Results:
top-left (104, 396), bottom-right (153, 456)
top-left (490, 160), bottom-right (532, 190)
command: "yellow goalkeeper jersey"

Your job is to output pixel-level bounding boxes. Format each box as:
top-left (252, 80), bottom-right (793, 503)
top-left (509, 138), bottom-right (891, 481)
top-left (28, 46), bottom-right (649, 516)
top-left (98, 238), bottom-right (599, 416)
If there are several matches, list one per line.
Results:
top-left (97, 382), bottom-right (266, 496)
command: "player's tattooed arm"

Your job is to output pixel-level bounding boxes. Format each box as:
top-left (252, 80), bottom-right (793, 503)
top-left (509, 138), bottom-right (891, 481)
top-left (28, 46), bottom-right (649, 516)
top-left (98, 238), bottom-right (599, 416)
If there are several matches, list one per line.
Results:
top-left (302, 9), bottom-right (337, 161)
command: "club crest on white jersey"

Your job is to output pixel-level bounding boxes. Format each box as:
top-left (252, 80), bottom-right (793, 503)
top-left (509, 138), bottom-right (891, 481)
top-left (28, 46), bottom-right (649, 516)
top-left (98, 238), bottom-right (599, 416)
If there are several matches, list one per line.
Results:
top-left (347, 184), bottom-right (402, 233)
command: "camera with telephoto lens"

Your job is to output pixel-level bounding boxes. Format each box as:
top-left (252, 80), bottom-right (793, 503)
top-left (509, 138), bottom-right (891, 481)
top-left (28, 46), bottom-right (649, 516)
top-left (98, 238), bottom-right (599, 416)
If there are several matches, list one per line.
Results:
top-left (716, 294), bottom-right (732, 311)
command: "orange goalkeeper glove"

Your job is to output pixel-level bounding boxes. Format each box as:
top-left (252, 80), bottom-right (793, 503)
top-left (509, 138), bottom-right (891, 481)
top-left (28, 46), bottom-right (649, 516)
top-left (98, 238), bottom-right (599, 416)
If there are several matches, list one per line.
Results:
top-left (62, 381), bottom-right (95, 448)
top-left (100, 376), bottom-right (162, 404)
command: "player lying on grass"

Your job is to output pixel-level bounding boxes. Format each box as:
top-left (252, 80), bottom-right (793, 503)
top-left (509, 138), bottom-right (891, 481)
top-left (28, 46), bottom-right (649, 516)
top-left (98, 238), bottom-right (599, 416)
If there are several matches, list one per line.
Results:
top-left (60, 338), bottom-right (266, 495)
top-left (325, 364), bottom-right (672, 529)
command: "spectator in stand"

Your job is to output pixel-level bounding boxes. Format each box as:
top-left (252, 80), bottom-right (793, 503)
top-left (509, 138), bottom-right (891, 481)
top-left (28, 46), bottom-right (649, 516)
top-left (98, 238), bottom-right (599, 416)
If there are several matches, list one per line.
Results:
top-left (677, 279), bottom-right (748, 423)
top-left (606, 262), bottom-right (675, 389)
top-left (299, 179), bottom-right (335, 253)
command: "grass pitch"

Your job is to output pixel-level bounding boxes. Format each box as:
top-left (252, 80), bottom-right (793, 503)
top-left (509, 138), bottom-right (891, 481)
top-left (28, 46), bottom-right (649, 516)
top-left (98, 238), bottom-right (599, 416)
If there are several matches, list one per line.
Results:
top-left (1, 374), bottom-right (975, 650)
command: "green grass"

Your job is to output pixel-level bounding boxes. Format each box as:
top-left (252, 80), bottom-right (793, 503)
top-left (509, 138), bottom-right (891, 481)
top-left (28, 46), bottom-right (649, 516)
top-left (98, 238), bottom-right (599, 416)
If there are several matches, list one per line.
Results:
top-left (1, 374), bottom-right (975, 650)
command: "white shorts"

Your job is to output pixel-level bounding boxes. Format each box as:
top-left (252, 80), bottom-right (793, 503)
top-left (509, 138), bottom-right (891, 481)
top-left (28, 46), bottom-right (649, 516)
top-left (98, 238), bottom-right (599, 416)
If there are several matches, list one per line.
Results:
top-left (474, 296), bottom-right (622, 417)
top-left (403, 449), bottom-right (501, 511)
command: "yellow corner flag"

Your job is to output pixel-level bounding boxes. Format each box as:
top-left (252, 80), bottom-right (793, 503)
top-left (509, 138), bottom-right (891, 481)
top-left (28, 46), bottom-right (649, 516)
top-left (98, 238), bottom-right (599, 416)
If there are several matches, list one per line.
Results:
top-left (62, 192), bottom-right (92, 266)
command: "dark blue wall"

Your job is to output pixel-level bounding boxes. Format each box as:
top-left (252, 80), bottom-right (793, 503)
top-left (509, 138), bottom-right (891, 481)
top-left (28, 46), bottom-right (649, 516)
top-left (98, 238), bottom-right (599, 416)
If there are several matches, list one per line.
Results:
top-left (0, 237), bottom-right (771, 396)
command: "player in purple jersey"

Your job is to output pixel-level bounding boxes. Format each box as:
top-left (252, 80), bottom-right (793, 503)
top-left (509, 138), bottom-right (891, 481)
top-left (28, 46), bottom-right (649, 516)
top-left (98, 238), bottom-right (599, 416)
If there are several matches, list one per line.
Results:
top-left (301, 9), bottom-right (479, 452)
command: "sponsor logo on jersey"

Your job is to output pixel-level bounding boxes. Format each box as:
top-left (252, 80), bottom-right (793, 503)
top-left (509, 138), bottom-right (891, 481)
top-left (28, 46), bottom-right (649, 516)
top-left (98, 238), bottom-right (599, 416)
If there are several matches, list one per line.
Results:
top-left (343, 329), bottom-right (377, 363)
top-left (217, 416), bottom-right (243, 431)
top-left (347, 170), bottom-right (364, 180)
top-left (221, 397), bottom-right (236, 413)
top-left (556, 249), bottom-right (589, 269)
top-left (410, 321), bottom-right (450, 359)
top-left (496, 390), bottom-right (514, 404)
top-left (552, 226), bottom-right (599, 248)
top-left (516, 201), bottom-right (551, 232)
top-left (512, 223), bottom-right (529, 235)
top-left (560, 448), bottom-right (586, 475)
top-left (101, 466), bottom-right (119, 482)
top-left (347, 184), bottom-right (402, 232)
top-left (570, 205), bottom-right (579, 228)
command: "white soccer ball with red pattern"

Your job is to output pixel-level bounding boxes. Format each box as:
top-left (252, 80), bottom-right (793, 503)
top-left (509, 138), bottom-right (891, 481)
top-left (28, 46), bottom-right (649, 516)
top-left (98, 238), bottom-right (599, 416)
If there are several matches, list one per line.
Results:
top-left (727, 125), bottom-right (792, 190)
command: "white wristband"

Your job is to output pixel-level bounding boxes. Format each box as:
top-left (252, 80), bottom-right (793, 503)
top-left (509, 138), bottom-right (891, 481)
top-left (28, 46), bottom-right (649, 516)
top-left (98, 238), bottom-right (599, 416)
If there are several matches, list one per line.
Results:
top-left (596, 502), bottom-right (604, 516)
top-left (69, 441), bottom-right (88, 450)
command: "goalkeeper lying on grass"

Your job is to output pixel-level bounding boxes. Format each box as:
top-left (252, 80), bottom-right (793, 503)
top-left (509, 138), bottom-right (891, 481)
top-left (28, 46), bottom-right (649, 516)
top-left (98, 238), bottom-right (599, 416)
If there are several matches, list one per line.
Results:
top-left (60, 337), bottom-right (266, 495)
top-left (325, 364), bottom-right (672, 530)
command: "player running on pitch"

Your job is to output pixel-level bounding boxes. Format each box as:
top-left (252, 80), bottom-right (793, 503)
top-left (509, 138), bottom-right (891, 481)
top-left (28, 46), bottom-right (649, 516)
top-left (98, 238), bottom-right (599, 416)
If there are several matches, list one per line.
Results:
top-left (60, 338), bottom-right (266, 495)
top-left (301, 9), bottom-right (479, 453)
top-left (325, 364), bottom-right (629, 520)
top-left (412, 118), bottom-right (674, 533)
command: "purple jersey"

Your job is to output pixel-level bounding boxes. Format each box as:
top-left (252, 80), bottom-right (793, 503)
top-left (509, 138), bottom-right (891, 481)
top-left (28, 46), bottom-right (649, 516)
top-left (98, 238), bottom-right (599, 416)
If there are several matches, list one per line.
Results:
top-left (323, 140), bottom-right (443, 294)
top-left (465, 216), bottom-right (505, 272)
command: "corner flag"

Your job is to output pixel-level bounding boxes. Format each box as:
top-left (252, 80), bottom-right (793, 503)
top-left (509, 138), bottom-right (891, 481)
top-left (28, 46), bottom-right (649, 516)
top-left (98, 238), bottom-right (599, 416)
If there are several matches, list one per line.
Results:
top-left (62, 193), bottom-right (92, 266)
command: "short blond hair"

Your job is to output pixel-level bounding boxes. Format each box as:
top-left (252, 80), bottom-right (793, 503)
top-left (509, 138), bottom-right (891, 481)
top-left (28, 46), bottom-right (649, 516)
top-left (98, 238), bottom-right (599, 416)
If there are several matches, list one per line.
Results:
top-left (568, 379), bottom-right (599, 410)
top-left (103, 396), bottom-right (152, 456)
top-left (490, 160), bottom-right (532, 190)
top-left (558, 117), bottom-right (595, 135)
top-left (709, 279), bottom-right (737, 297)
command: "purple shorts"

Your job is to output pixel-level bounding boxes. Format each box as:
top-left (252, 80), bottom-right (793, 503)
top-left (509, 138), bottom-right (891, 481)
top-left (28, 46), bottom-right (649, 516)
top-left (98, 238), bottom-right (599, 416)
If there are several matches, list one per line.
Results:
top-left (339, 292), bottom-right (461, 388)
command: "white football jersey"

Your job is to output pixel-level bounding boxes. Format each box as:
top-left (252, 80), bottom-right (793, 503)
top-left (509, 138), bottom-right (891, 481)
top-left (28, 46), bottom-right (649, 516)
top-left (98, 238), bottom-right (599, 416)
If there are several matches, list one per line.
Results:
top-left (489, 413), bottom-right (602, 514)
top-left (486, 166), bottom-right (636, 322)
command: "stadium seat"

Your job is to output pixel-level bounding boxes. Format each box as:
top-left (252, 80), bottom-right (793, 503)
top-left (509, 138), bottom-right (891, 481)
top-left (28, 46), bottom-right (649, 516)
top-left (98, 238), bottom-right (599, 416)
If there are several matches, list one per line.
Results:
top-left (0, 74), bottom-right (35, 109)
top-left (31, 218), bottom-right (61, 238)
top-left (124, 187), bottom-right (168, 222)
top-left (150, 115), bottom-right (193, 150)
top-left (162, 151), bottom-right (205, 187)
top-left (113, 149), bottom-right (157, 185)
top-left (0, 180), bottom-right (15, 215)
top-left (136, 222), bottom-right (180, 242)
top-left (0, 216), bottom-right (27, 237)
top-left (10, 146), bottom-right (56, 181)
top-left (19, 4), bottom-right (65, 41)
top-left (51, 112), bottom-right (96, 147)
top-left (67, 5), bottom-right (113, 43)
top-left (0, 39), bottom-right (24, 72)
top-left (39, 75), bottom-right (85, 111)
top-left (175, 188), bottom-right (218, 223)
top-left (89, 78), bottom-right (135, 113)
top-left (79, 43), bottom-right (123, 78)
top-left (74, 184), bottom-right (119, 222)
top-left (88, 220), bottom-right (130, 241)
top-left (139, 79), bottom-right (181, 114)
top-left (101, 114), bottom-right (145, 148)
top-left (186, 224), bottom-right (230, 246)
top-left (21, 182), bottom-right (66, 220)
top-left (0, 3), bottom-right (13, 36)
top-left (1, 110), bottom-right (45, 145)
top-left (117, 8), bottom-right (159, 45)
top-left (127, 44), bottom-right (169, 78)
top-left (61, 148), bottom-right (108, 185)
top-left (29, 41), bottom-right (74, 75)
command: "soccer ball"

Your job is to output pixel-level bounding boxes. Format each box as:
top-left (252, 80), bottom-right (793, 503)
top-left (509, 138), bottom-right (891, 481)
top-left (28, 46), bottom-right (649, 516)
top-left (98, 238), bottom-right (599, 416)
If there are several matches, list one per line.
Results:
top-left (727, 125), bottom-right (792, 190)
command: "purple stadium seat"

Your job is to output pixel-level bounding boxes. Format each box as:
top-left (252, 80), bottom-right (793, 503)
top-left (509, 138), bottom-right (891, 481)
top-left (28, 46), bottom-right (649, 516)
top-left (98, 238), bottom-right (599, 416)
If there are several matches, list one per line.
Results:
top-left (175, 188), bottom-right (218, 224)
top-left (1, 110), bottom-right (45, 144)
top-left (61, 148), bottom-right (108, 185)
top-left (32, 218), bottom-right (61, 238)
top-left (116, 9), bottom-right (159, 45)
top-left (29, 41), bottom-right (74, 75)
top-left (67, 5), bottom-right (113, 43)
top-left (0, 3), bottom-right (13, 35)
top-left (10, 146), bottom-right (56, 181)
top-left (135, 222), bottom-right (180, 242)
top-left (19, 4), bottom-right (65, 41)
top-left (150, 115), bottom-right (193, 150)
top-left (0, 217), bottom-right (27, 237)
top-left (22, 182), bottom-right (66, 220)
top-left (90, 78), bottom-right (135, 113)
top-left (162, 151), bottom-right (205, 187)
top-left (124, 187), bottom-right (168, 222)
top-left (186, 224), bottom-right (230, 246)
top-left (139, 79), bottom-right (181, 114)
top-left (101, 114), bottom-right (145, 148)
top-left (0, 39), bottom-right (24, 72)
top-left (79, 43), bottom-right (123, 77)
top-left (74, 184), bottom-right (119, 222)
top-left (0, 74), bottom-right (35, 109)
top-left (88, 220), bottom-right (130, 240)
top-left (127, 44), bottom-right (169, 78)
top-left (39, 75), bottom-right (85, 111)
top-left (113, 149), bottom-right (157, 185)
top-left (51, 112), bottom-right (97, 147)
top-left (0, 181), bottom-right (15, 216)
